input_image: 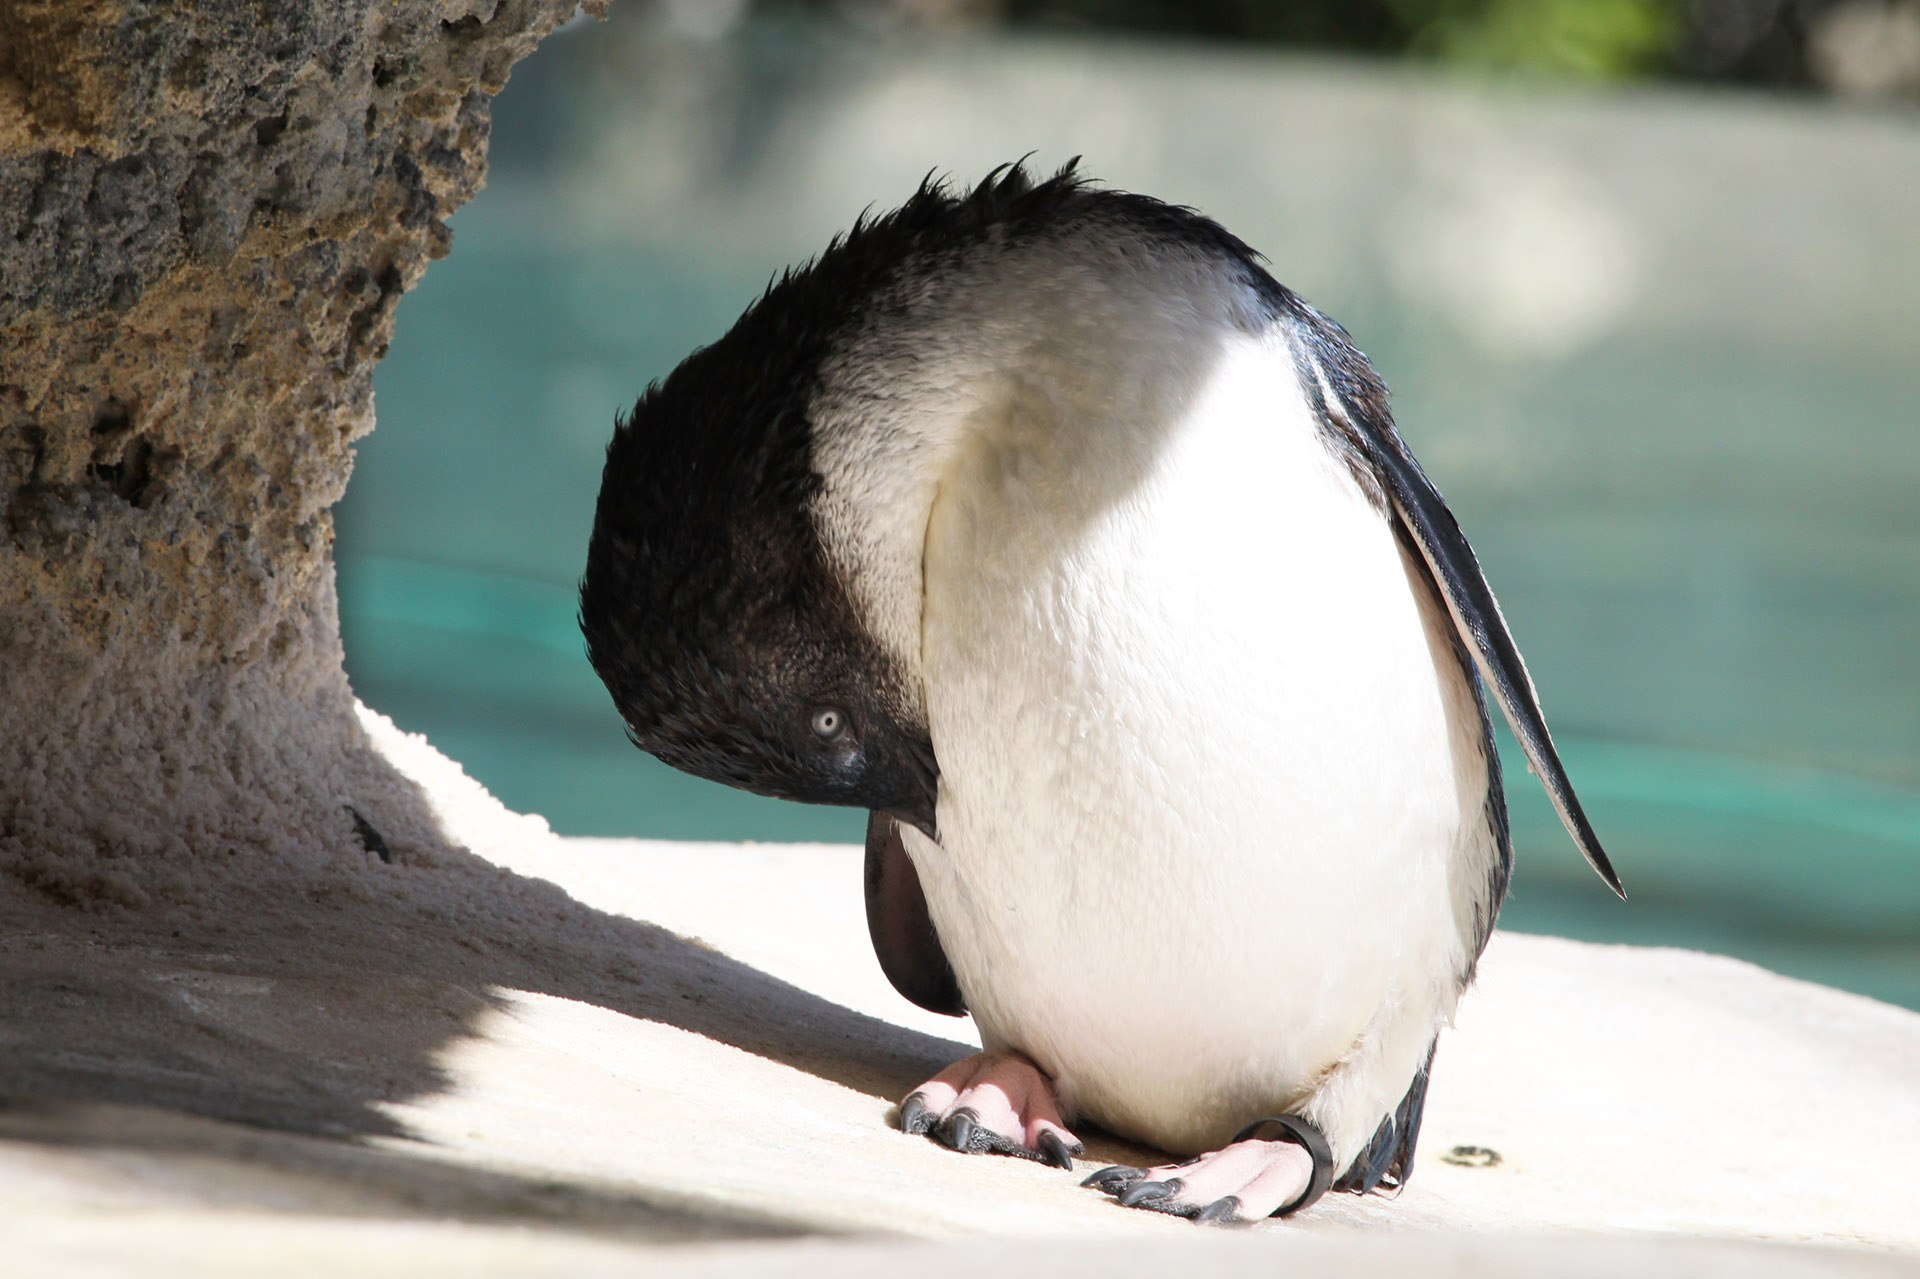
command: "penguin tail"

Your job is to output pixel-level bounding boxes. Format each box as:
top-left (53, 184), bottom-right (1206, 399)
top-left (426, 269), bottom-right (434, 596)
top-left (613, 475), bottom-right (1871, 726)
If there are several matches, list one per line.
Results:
top-left (1335, 1042), bottom-right (1436, 1195)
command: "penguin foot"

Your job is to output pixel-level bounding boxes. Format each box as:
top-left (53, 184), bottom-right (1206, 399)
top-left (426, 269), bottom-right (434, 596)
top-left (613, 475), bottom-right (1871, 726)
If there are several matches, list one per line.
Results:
top-left (1081, 1127), bottom-right (1324, 1224)
top-left (897, 1050), bottom-right (1083, 1169)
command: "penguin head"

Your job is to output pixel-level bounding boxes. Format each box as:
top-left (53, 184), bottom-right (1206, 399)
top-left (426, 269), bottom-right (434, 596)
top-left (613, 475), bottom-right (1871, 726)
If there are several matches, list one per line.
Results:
top-left (581, 160), bottom-right (1270, 839)
top-left (578, 236), bottom-right (940, 836)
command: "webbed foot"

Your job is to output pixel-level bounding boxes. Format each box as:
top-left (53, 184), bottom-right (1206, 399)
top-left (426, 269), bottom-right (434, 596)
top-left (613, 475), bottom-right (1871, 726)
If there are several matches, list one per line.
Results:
top-left (897, 1050), bottom-right (1083, 1169)
top-left (1082, 1114), bottom-right (1334, 1224)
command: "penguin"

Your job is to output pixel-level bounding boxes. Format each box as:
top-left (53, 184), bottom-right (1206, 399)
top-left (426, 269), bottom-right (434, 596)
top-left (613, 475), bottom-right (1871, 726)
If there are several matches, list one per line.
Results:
top-left (580, 161), bottom-right (1623, 1224)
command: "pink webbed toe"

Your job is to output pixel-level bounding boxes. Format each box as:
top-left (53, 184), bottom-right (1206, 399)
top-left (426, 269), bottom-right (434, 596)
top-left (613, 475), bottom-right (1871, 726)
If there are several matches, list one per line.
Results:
top-left (1082, 1135), bottom-right (1321, 1224)
top-left (898, 1050), bottom-right (1083, 1169)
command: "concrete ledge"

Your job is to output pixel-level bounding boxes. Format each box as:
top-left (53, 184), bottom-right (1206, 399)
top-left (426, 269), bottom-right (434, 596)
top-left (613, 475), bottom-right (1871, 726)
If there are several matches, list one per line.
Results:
top-left (2, 710), bottom-right (1915, 1273)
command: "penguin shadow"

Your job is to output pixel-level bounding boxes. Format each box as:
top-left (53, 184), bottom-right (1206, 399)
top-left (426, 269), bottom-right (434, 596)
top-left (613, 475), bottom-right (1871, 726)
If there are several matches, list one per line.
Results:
top-left (0, 733), bottom-right (992, 1238)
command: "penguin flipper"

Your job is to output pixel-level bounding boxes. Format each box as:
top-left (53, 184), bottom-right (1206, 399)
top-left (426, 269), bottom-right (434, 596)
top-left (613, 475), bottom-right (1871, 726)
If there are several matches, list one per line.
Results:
top-left (863, 810), bottom-right (967, 1015)
top-left (1280, 298), bottom-right (1624, 898)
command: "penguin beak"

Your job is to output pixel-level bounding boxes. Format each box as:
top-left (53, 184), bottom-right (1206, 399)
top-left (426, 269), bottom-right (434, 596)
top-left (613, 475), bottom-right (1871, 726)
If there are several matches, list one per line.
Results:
top-left (883, 738), bottom-right (940, 843)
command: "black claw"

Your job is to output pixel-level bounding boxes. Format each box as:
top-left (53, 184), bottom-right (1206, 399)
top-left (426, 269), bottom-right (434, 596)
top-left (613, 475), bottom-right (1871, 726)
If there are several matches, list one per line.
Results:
top-left (1117, 1177), bottom-right (1181, 1209)
top-left (939, 1107), bottom-right (979, 1152)
top-left (899, 1093), bottom-right (935, 1136)
top-left (1081, 1164), bottom-right (1146, 1193)
top-left (1195, 1195), bottom-right (1244, 1226)
top-left (1035, 1129), bottom-right (1078, 1170)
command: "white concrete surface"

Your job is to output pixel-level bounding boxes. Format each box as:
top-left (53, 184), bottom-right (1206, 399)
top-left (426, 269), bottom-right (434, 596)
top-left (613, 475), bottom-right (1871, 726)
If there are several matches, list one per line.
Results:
top-left (2, 713), bottom-right (1914, 1274)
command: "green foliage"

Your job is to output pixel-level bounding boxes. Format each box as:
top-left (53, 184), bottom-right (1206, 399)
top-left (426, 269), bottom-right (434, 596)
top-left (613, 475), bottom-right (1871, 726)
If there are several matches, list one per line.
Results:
top-left (769, 0), bottom-right (1905, 94)
top-left (807, 0), bottom-right (1715, 86)
top-left (1394, 0), bottom-right (1674, 80)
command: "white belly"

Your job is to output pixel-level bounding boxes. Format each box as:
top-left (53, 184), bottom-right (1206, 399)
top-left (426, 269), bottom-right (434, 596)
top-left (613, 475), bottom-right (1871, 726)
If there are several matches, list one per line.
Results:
top-left (913, 331), bottom-right (1499, 1163)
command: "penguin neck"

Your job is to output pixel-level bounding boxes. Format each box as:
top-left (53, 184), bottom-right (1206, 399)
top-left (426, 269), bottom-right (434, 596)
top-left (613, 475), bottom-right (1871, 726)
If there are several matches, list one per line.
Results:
top-left (806, 239), bottom-right (1276, 699)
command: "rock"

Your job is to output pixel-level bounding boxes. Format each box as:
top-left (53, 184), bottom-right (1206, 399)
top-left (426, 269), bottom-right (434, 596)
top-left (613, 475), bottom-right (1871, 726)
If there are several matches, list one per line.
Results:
top-left (0, 0), bottom-right (601, 904)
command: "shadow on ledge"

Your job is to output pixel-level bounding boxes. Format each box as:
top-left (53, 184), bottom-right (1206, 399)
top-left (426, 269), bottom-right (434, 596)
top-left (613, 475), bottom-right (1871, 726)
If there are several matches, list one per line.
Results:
top-left (0, 1097), bottom-right (813, 1242)
top-left (0, 721), bottom-right (972, 1232)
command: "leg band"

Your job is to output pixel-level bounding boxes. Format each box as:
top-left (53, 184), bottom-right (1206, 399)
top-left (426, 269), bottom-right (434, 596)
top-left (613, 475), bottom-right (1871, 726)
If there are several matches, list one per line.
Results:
top-left (1230, 1113), bottom-right (1336, 1217)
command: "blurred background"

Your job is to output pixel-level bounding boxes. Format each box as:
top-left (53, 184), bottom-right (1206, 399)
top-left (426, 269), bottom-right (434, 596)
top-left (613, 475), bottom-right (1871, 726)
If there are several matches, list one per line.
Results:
top-left (335, 0), bottom-right (1920, 1008)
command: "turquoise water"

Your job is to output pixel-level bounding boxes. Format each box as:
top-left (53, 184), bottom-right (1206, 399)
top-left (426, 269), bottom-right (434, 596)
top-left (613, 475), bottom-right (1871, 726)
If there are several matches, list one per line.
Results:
top-left (336, 14), bottom-right (1920, 1008)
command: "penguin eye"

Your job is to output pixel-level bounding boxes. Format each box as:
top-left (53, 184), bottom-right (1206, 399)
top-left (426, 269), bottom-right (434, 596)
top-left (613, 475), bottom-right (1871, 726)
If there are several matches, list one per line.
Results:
top-left (809, 705), bottom-right (848, 741)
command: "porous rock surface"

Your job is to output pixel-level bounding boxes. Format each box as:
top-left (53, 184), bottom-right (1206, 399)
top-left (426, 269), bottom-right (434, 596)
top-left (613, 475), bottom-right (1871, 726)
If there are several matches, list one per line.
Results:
top-left (0, 0), bottom-right (599, 896)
